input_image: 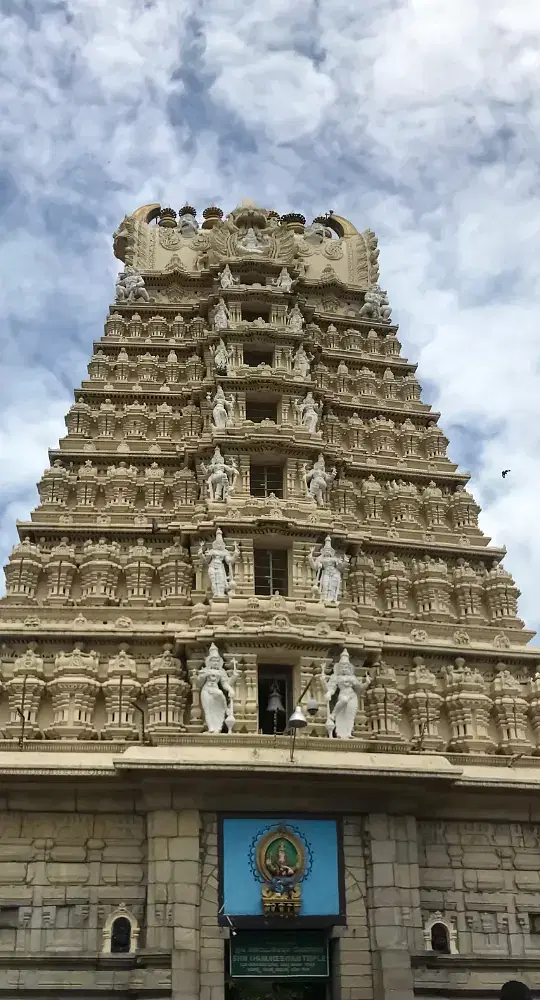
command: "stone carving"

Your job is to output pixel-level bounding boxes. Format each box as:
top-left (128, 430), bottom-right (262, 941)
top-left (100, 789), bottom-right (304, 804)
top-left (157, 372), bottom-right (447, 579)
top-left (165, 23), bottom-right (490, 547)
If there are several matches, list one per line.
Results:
top-left (48, 648), bottom-right (100, 739)
top-left (208, 385), bottom-right (235, 428)
top-left (238, 226), bottom-right (268, 254)
top-left (115, 267), bottom-right (150, 303)
top-left (359, 285), bottom-right (391, 323)
top-left (199, 529), bottom-right (239, 598)
top-left (219, 265), bottom-right (237, 288)
top-left (213, 297), bottom-right (230, 331)
top-left (196, 643), bottom-right (239, 733)
top-left (295, 392), bottom-right (322, 433)
top-left (145, 644), bottom-right (189, 733)
top-left (274, 267), bottom-right (293, 291)
top-left (177, 208), bottom-right (199, 236)
top-left (287, 303), bottom-right (304, 331)
top-left (309, 537), bottom-right (349, 602)
top-left (210, 338), bottom-right (232, 375)
top-left (201, 447), bottom-right (238, 502)
top-left (321, 648), bottom-right (370, 739)
top-left (292, 344), bottom-right (312, 379)
top-left (303, 454), bottom-right (336, 506)
top-left (304, 221), bottom-right (332, 245)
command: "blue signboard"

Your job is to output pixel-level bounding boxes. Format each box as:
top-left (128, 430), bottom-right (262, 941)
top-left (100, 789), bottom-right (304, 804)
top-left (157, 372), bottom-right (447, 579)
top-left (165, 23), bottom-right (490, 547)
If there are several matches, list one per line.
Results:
top-left (220, 817), bottom-right (342, 918)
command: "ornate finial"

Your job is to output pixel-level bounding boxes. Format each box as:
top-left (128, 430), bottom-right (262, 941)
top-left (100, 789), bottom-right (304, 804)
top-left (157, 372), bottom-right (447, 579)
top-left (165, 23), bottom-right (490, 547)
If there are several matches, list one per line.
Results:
top-left (202, 205), bottom-right (224, 230)
top-left (267, 210), bottom-right (280, 220)
top-left (178, 204), bottom-right (197, 217)
top-left (281, 212), bottom-right (306, 229)
top-left (313, 214), bottom-right (330, 226)
top-left (158, 207), bottom-right (177, 228)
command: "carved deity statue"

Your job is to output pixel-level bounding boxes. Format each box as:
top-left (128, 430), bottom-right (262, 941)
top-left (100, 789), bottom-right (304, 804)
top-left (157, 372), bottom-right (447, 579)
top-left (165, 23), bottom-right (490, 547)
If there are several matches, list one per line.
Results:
top-left (359, 284), bottom-right (392, 323)
top-left (219, 265), bottom-right (236, 289)
top-left (295, 391), bottom-right (322, 434)
top-left (213, 297), bottom-right (230, 332)
top-left (210, 338), bottom-right (232, 375)
top-left (198, 528), bottom-right (239, 598)
top-left (287, 303), bottom-right (304, 332)
top-left (115, 267), bottom-right (150, 303)
top-left (208, 385), bottom-right (234, 428)
top-left (303, 454), bottom-right (336, 506)
top-left (238, 226), bottom-right (265, 254)
top-left (321, 649), bottom-right (370, 739)
top-left (309, 536), bottom-right (349, 603)
top-left (201, 447), bottom-right (238, 502)
top-left (275, 267), bottom-right (293, 292)
top-left (196, 643), bottom-right (239, 734)
top-left (292, 344), bottom-right (312, 379)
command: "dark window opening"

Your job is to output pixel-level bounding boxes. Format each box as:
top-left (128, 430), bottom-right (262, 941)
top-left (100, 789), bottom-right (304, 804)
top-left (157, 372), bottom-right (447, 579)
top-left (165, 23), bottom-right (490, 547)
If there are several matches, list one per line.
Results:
top-left (430, 922), bottom-right (450, 954)
top-left (246, 399), bottom-right (278, 423)
top-left (111, 916), bottom-right (132, 954)
top-left (258, 666), bottom-right (293, 734)
top-left (0, 908), bottom-right (19, 929)
top-left (241, 305), bottom-right (271, 324)
top-left (250, 464), bottom-right (284, 498)
top-left (530, 914), bottom-right (540, 934)
top-left (254, 548), bottom-right (288, 596)
top-left (243, 348), bottom-right (273, 367)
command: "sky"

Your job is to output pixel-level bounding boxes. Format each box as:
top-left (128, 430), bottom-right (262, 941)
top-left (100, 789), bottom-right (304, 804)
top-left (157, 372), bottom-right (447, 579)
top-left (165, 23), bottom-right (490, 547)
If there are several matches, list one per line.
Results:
top-left (1, 0), bottom-right (540, 634)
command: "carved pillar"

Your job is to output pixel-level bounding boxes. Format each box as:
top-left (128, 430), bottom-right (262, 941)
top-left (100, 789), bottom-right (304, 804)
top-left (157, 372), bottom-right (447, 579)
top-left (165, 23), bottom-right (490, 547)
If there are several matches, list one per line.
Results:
top-left (186, 652), bottom-right (204, 731)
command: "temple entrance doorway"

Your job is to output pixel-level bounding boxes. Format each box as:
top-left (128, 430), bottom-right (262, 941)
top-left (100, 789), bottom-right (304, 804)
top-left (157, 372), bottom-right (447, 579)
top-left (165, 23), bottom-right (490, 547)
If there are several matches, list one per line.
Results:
top-left (226, 980), bottom-right (328, 1000)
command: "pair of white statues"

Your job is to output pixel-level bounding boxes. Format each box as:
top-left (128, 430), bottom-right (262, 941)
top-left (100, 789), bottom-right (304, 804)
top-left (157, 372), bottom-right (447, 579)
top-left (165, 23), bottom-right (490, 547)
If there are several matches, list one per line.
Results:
top-left (219, 265), bottom-right (293, 292)
top-left (197, 643), bottom-right (368, 740)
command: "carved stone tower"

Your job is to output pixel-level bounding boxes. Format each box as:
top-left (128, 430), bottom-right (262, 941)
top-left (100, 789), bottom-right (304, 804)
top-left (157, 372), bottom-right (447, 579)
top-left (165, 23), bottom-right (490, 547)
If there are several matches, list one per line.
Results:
top-left (1, 200), bottom-right (538, 1000)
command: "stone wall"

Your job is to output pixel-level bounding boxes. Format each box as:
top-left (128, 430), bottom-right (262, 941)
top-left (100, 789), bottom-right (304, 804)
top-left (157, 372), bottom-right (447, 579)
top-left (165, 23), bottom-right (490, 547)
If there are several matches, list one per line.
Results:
top-left (419, 819), bottom-right (540, 956)
top-left (0, 789), bottom-right (145, 955)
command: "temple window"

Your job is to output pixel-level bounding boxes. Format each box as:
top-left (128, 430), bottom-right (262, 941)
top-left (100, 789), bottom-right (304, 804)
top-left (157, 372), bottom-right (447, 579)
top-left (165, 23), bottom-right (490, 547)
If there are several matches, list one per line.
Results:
top-left (258, 665), bottom-right (293, 734)
top-left (250, 464), bottom-right (284, 498)
top-left (246, 399), bottom-right (278, 423)
top-left (254, 548), bottom-right (288, 596)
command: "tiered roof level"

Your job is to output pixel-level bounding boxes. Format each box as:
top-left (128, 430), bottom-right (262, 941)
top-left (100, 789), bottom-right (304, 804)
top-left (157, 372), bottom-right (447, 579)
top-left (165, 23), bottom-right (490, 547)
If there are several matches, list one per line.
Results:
top-left (1, 198), bottom-right (538, 759)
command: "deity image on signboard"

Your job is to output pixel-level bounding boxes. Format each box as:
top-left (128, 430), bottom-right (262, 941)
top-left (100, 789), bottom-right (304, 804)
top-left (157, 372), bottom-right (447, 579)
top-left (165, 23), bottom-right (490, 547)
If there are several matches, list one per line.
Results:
top-left (250, 825), bottom-right (312, 917)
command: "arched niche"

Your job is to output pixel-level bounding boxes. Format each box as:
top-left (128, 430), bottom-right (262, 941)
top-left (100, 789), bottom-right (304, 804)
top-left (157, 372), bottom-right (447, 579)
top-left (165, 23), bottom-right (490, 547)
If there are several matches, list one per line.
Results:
top-left (500, 982), bottom-right (533, 1000)
top-left (423, 911), bottom-right (458, 955)
top-left (101, 904), bottom-right (140, 955)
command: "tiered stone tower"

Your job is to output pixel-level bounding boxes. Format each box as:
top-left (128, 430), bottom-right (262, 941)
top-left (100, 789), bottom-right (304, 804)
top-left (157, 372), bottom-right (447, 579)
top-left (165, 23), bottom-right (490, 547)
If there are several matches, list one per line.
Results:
top-left (2, 198), bottom-right (535, 754)
top-left (2, 200), bottom-right (540, 1000)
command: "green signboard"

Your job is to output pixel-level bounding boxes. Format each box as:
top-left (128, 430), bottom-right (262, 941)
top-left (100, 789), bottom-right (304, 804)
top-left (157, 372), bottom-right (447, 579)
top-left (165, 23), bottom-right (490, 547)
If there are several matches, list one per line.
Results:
top-left (230, 931), bottom-right (329, 979)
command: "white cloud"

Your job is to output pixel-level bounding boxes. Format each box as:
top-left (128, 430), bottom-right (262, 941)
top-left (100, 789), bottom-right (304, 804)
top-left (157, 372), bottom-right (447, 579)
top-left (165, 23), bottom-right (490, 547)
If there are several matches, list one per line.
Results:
top-left (1, 0), bottom-right (540, 635)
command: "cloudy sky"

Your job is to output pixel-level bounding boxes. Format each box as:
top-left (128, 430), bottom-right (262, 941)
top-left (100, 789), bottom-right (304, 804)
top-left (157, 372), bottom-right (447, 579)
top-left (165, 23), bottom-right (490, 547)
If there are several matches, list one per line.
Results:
top-left (1, 0), bottom-right (539, 633)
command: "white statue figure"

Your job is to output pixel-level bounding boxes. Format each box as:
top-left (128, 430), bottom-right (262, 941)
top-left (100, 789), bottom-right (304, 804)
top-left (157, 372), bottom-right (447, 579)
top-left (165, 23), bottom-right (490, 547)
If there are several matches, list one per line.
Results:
top-left (213, 297), bottom-right (230, 332)
top-left (219, 265), bottom-right (236, 289)
top-left (304, 221), bottom-right (332, 245)
top-left (201, 447), bottom-right (238, 502)
top-left (199, 529), bottom-right (239, 598)
top-left (115, 267), bottom-right (150, 303)
top-left (322, 649), bottom-right (370, 740)
top-left (295, 392), bottom-right (322, 434)
top-left (292, 344), bottom-right (312, 379)
top-left (238, 226), bottom-right (264, 253)
top-left (275, 267), bottom-right (293, 292)
top-left (359, 284), bottom-right (392, 323)
top-left (211, 338), bottom-right (232, 375)
top-left (303, 454), bottom-right (337, 506)
top-left (309, 536), bottom-right (349, 603)
top-left (177, 211), bottom-right (199, 237)
top-left (196, 643), bottom-right (239, 734)
top-left (287, 303), bottom-right (304, 332)
top-left (208, 385), bottom-right (234, 428)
